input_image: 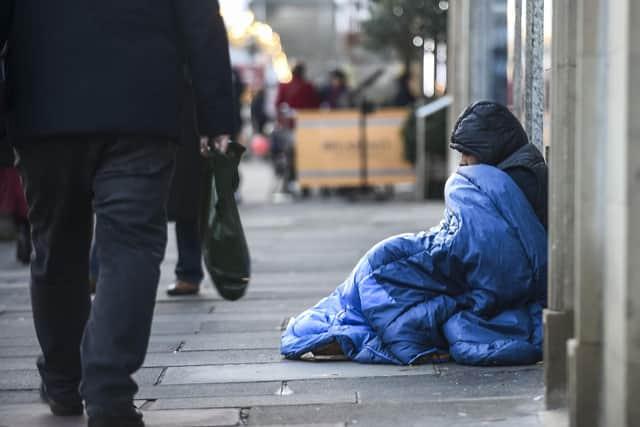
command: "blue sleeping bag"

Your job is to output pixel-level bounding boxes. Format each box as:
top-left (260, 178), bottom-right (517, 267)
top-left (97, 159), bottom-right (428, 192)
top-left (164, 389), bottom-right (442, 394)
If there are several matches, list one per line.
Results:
top-left (281, 165), bottom-right (547, 365)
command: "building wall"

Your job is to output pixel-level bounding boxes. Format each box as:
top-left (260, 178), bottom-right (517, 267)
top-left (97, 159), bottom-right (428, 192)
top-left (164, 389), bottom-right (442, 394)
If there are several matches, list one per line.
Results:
top-left (603, 1), bottom-right (639, 424)
top-left (547, 0), bottom-right (639, 425)
top-left (250, 0), bottom-right (338, 80)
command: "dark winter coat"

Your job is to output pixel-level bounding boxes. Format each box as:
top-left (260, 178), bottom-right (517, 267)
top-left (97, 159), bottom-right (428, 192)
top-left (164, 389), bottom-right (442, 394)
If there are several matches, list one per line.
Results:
top-left (0, 1), bottom-right (11, 48)
top-left (167, 80), bottom-right (202, 222)
top-left (450, 101), bottom-right (548, 228)
top-left (497, 144), bottom-right (548, 228)
top-left (167, 61), bottom-right (244, 222)
top-left (4, 0), bottom-right (234, 141)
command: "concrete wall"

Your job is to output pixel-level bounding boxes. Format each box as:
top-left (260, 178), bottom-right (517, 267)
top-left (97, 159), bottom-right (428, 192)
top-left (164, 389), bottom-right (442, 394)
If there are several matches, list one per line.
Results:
top-left (602, 1), bottom-right (640, 425)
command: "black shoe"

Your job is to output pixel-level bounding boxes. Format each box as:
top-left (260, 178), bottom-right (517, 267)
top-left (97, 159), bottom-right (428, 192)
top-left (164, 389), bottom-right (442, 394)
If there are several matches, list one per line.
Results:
top-left (88, 408), bottom-right (144, 427)
top-left (39, 382), bottom-right (84, 416)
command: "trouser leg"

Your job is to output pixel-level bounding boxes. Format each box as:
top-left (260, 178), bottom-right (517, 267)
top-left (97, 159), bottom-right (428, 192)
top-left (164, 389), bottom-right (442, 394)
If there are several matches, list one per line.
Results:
top-left (175, 219), bottom-right (204, 285)
top-left (80, 138), bottom-right (175, 416)
top-left (16, 139), bottom-right (94, 402)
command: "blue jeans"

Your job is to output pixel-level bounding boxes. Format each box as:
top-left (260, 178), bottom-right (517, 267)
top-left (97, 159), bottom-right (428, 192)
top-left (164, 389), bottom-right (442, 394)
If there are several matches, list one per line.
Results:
top-left (17, 136), bottom-right (175, 416)
top-left (174, 220), bottom-right (204, 285)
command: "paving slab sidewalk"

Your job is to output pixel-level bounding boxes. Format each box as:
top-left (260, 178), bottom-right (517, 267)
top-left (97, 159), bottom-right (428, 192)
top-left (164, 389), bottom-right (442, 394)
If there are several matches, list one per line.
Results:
top-left (0, 173), bottom-right (545, 426)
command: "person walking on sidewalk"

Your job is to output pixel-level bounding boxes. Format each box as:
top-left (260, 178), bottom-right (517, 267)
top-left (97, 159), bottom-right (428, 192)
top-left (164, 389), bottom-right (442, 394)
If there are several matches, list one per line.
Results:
top-left (1, 1), bottom-right (235, 427)
top-left (166, 69), bottom-right (238, 296)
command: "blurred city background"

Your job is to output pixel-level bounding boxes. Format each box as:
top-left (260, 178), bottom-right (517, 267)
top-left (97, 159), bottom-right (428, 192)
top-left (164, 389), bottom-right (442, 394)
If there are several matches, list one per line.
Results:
top-left (2, 0), bottom-right (638, 426)
top-left (214, 0), bottom-right (552, 205)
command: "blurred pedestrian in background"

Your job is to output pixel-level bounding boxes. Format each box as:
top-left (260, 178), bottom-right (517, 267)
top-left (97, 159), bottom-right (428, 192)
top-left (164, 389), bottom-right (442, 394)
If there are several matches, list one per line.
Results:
top-left (276, 62), bottom-right (320, 110)
top-left (320, 69), bottom-right (352, 110)
top-left (0, 167), bottom-right (30, 263)
top-left (272, 62), bottom-right (320, 194)
top-left (2, 1), bottom-right (234, 427)
top-left (231, 67), bottom-right (246, 144)
top-left (166, 67), bottom-right (238, 296)
top-left (231, 67), bottom-right (245, 203)
top-left (166, 73), bottom-right (207, 296)
top-left (391, 70), bottom-right (416, 107)
top-left (250, 87), bottom-right (269, 135)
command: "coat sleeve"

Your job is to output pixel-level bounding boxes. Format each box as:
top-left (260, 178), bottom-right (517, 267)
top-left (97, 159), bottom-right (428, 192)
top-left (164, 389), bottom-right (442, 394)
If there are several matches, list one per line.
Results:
top-left (172, 0), bottom-right (235, 137)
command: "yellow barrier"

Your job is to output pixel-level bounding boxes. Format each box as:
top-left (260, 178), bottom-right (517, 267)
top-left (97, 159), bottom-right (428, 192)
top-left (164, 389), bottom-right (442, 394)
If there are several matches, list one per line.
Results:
top-left (294, 108), bottom-right (416, 188)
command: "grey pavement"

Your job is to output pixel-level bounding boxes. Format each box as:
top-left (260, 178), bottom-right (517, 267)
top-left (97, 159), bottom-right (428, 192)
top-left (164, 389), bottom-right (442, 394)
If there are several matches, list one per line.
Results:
top-left (0, 160), bottom-right (546, 426)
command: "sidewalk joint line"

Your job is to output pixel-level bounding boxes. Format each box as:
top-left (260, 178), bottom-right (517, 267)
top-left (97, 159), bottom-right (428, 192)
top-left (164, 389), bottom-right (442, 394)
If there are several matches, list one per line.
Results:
top-left (174, 340), bottom-right (186, 353)
top-left (138, 399), bottom-right (156, 410)
top-left (154, 367), bottom-right (168, 386)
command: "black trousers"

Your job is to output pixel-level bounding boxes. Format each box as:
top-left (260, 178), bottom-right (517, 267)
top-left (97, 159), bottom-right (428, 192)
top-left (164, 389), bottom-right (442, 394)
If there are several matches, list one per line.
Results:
top-left (16, 136), bottom-right (175, 416)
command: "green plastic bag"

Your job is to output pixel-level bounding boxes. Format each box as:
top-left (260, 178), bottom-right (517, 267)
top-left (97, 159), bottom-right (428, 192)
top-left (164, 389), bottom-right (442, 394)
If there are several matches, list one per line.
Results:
top-left (201, 142), bottom-right (250, 301)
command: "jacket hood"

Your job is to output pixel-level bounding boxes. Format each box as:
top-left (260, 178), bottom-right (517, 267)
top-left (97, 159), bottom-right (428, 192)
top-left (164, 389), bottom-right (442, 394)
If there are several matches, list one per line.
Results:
top-left (450, 101), bottom-right (529, 165)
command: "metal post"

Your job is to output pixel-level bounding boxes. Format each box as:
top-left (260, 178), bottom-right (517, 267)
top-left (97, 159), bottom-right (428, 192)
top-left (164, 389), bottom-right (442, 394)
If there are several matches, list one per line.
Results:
top-left (512, 0), bottom-right (523, 119)
top-left (359, 101), bottom-right (369, 189)
top-left (414, 96), bottom-right (453, 201)
top-left (415, 115), bottom-right (427, 200)
top-left (524, 0), bottom-right (544, 151)
top-left (469, 0), bottom-right (491, 101)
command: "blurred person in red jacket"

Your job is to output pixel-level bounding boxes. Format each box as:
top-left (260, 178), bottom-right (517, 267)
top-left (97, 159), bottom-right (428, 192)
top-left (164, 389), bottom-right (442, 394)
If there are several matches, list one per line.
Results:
top-left (273, 63), bottom-right (319, 193)
top-left (0, 167), bottom-right (30, 263)
top-left (275, 62), bottom-right (320, 111)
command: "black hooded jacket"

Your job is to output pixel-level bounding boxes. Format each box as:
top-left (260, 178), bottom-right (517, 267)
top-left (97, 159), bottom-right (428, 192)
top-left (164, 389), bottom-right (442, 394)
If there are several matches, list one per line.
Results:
top-left (450, 101), bottom-right (548, 229)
